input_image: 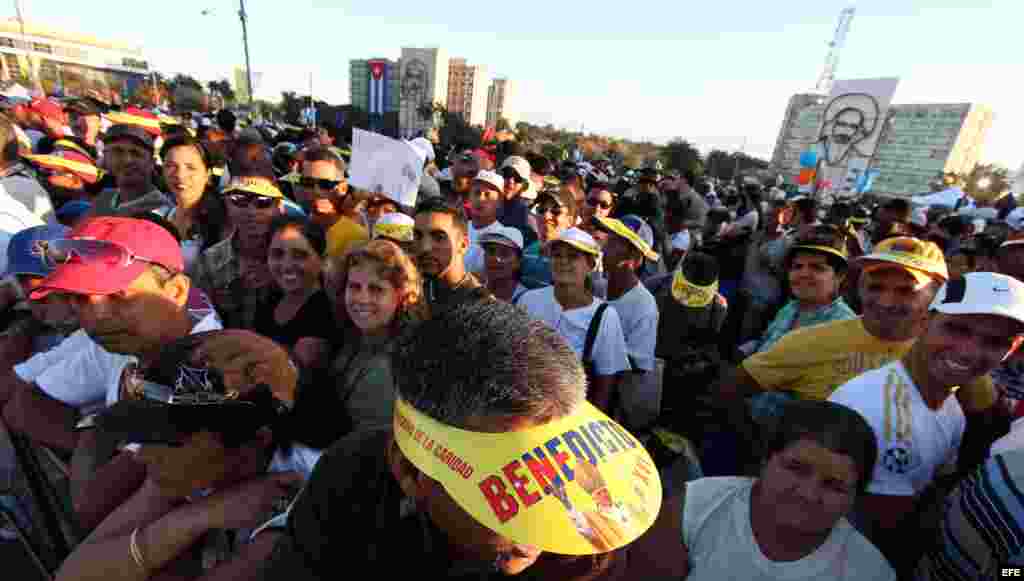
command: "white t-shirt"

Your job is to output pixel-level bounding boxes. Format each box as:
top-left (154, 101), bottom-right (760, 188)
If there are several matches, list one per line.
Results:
top-left (683, 477), bottom-right (894, 580)
top-left (608, 282), bottom-right (659, 372)
top-left (15, 314), bottom-right (222, 416)
top-left (517, 286), bottom-right (629, 376)
top-left (829, 361), bottom-right (965, 496)
top-left (464, 220), bottom-right (504, 276)
top-left (0, 187), bottom-right (46, 274)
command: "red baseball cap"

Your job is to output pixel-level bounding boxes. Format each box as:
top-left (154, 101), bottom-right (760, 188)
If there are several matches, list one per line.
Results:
top-left (31, 217), bottom-right (184, 299)
top-left (28, 98), bottom-right (63, 121)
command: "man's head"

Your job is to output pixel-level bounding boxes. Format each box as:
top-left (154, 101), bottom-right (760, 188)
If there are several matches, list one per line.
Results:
top-left (480, 225), bottom-right (524, 284)
top-left (534, 189), bottom-right (577, 244)
top-left (7, 224), bottom-right (76, 328)
top-left (222, 177), bottom-right (285, 254)
top-left (918, 273), bottom-right (1024, 388)
top-left (297, 147), bottom-right (350, 228)
top-left (30, 216), bottom-right (190, 357)
top-left (413, 198), bottom-right (469, 281)
top-left (593, 215), bottom-right (659, 275)
top-left (105, 124), bottom-right (156, 196)
top-left (499, 156), bottom-right (531, 201)
top-left (470, 170), bottom-right (505, 226)
top-left (66, 98), bottom-right (103, 143)
top-left (229, 136), bottom-right (272, 179)
top-left (452, 152), bottom-right (481, 196)
top-left (874, 198), bottom-right (913, 243)
top-left (389, 300), bottom-right (660, 573)
top-left (857, 237), bottom-right (948, 342)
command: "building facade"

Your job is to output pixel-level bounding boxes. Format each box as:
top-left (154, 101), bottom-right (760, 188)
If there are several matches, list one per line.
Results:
top-left (398, 47), bottom-right (448, 138)
top-left (446, 58), bottom-right (488, 127)
top-left (0, 19), bottom-right (148, 100)
top-left (485, 78), bottom-right (516, 128)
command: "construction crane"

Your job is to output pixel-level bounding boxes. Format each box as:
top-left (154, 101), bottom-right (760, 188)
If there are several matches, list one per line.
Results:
top-left (814, 6), bottom-right (856, 94)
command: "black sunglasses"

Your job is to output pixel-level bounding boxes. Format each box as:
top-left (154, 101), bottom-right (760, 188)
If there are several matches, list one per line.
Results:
top-left (587, 198), bottom-right (613, 210)
top-left (226, 193), bottom-right (277, 209)
top-left (298, 176), bottom-right (342, 190)
top-left (536, 204), bottom-right (565, 217)
top-left (500, 169), bottom-right (524, 184)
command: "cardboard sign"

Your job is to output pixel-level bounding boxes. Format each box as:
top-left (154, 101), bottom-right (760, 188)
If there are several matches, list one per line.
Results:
top-left (349, 129), bottom-right (423, 207)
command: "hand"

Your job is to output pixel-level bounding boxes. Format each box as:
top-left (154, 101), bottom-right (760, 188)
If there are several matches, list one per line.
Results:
top-left (293, 337), bottom-right (330, 370)
top-left (198, 471), bottom-right (303, 530)
top-left (194, 330), bottom-right (298, 405)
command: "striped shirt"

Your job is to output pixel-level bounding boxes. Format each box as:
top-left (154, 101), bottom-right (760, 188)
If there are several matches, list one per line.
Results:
top-left (916, 450), bottom-right (1024, 580)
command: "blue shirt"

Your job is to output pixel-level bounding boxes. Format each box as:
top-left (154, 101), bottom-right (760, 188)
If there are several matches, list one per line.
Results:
top-left (755, 297), bottom-right (857, 354)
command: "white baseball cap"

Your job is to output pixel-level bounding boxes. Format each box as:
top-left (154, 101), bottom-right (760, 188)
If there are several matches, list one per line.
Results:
top-left (478, 225), bottom-right (524, 251)
top-left (930, 272), bottom-right (1024, 326)
top-left (473, 170), bottom-right (505, 193)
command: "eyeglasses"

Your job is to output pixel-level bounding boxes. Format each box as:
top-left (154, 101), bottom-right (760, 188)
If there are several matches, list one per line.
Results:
top-left (587, 198), bottom-right (613, 210)
top-left (537, 204), bottom-right (565, 217)
top-left (37, 238), bottom-right (172, 272)
top-left (226, 193), bottom-right (277, 209)
top-left (298, 176), bottom-right (342, 190)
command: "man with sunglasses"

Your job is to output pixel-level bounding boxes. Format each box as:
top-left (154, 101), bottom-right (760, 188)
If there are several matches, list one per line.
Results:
top-left (1, 216), bottom-right (223, 528)
top-left (295, 147), bottom-right (368, 258)
top-left (190, 177), bottom-right (283, 330)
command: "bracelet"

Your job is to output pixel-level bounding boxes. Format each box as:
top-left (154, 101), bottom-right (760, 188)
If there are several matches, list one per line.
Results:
top-left (129, 527), bottom-right (149, 573)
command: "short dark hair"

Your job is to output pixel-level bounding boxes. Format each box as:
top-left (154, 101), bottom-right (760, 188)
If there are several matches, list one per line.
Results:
top-left (302, 146), bottom-right (347, 176)
top-left (216, 109), bottom-right (236, 133)
top-left (761, 400), bottom-right (878, 494)
top-left (393, 300), bottom-right (586, 429)
top-left (682, 252), bottom-right (718, 286)
top-left (414, 197), bottom-right (468, 235)
top-left (268, 215), bottom-right (327, 256)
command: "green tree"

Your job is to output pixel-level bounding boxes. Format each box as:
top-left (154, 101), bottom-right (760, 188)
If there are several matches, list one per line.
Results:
top-left (168, 74), bottom-right (202, 92)
top-left (660, 138), bottom-right (703, 175)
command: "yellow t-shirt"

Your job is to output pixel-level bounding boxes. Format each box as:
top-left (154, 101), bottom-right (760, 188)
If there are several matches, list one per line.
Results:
top-left (326, 217), bottom-right (369, 258)
top-left (742, 317), bottom-right (996, 412)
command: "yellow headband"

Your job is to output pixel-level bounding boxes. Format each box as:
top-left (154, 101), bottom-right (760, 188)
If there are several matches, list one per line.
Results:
top-left (671, 269), bottom-right (718, 308)
top-left (394, 398), bottom-right (661, 554)
top-left (222, 177), bottom-right (284, 199)
top-left (373, 223), bottom-right (414, 243)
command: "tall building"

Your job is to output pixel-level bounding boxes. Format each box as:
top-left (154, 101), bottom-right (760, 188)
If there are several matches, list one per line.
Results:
top-left (770, 92), bottom-right (994, 195)
top-left (446, 58), bottom-right (488, 127)
top-left (485, 78), bottom-right (516, 128)
top-left (0, 18), bottom-right (148, 100)
top-left (398, 47), bottom-right (448, 138)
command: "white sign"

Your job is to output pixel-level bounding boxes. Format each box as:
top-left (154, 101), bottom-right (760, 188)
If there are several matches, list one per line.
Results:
top-left (349, 129), bottom-right (423, 208)
top-left (817, 77), bottom-right (899, 191)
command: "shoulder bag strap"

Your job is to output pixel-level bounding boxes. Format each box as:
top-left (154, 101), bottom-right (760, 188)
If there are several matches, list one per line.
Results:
top-left (583, 302), bottom-right (610, 366)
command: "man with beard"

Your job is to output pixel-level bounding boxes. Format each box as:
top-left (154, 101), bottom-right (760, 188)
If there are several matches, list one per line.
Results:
top-left (0, 215), bottom-right (222, 529)
top-left (713, 237), bottom-right (999, 471)
top-left (412, 197), bottom-right (488, 306)
top-left (190, 177), bottom-right (284, 329)
top-left (830, 272), bottom-right (1024, 575)
top-left (91, 112), bottom-right (173, 217)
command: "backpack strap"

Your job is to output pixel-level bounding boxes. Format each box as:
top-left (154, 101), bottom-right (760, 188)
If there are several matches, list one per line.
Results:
top-left (583, 303), bottom-right (610, 367)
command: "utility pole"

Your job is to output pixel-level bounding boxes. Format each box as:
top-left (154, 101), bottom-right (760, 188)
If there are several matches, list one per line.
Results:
top-left (238, 0), bottom-right (254, 106)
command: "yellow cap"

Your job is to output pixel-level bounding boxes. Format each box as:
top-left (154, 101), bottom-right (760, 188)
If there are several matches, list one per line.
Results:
top-left (221, 177), bottom-right (285, 199)
top-left (858, 236), bottom-right (948, 287)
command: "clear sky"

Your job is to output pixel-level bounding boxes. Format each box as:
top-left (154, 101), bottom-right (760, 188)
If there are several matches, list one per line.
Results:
top-left (19, 0), bottom-right (1024, 171)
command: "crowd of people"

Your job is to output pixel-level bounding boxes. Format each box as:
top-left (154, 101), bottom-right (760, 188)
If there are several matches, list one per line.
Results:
top-left (0, 92), bottom-right (1022, 580)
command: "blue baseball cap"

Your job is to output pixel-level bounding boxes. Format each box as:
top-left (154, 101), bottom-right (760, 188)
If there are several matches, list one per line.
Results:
top-left (6, 224), bottom-right (70, 277)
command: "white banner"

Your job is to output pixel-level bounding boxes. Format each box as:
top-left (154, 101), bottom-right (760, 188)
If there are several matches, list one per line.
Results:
top-left (349, 129), bottom-right (423, 207)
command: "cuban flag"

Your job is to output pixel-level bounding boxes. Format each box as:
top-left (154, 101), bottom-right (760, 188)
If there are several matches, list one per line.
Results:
top-left (368, 60), bottom-right (387, 116)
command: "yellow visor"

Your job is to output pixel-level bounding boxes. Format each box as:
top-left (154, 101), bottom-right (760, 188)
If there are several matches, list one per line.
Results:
top-left (394, 398), bottom-right (661, 555)
top-left (222, 177), bottom-right (284, 199)
top-left (373, 222), bottom-right (414, 242)
top-left (671, 269), bottom-right (718, 308)
top-left (594, 216), bottom-right (660, 261)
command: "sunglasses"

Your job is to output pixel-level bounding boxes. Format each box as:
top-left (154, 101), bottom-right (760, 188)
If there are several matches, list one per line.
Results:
top-left (298, 176), bottom-right (342, 190)
top-left (227, 193), bottom-right (277, 209)
top-left (587, 198), bottom-right (613, 210)
top-left (537, 204), bottom-right (565, 217)
top-left (500, 170), bottom-right (524, 184)
top-left (37, 238), bottom-right (172, 272)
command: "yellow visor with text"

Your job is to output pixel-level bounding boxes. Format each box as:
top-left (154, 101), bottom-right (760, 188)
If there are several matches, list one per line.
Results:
top-left (394, 398), bottom-right (662, 555)
top-left (671, 269), bottom-right (718, 307)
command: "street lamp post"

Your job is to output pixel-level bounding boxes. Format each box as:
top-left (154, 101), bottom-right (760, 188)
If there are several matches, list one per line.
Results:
top-left (238, 0), bottom-right (254, 107)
